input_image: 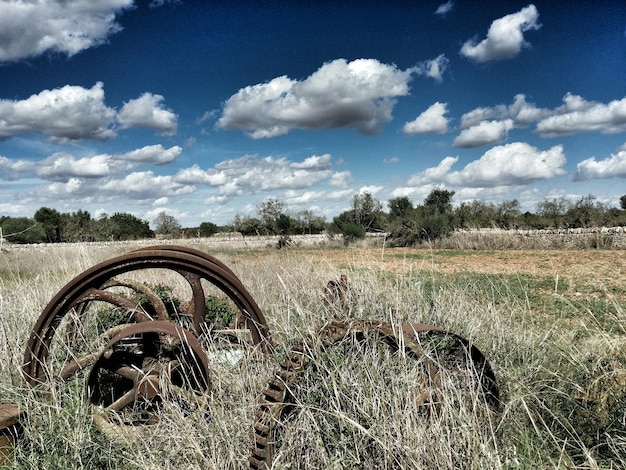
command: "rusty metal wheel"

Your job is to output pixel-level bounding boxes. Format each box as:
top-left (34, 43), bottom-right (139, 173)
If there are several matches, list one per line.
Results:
top-left (87, 321), bottom-right (210, 439)
top-left (249, 320), bottom-right (445, 469)
top-left (250, 320), bottom-right (500, 469)
top-left (402, 324), bottom-right (500, 411)
top-left (23, 246), bottom-right (272, 387)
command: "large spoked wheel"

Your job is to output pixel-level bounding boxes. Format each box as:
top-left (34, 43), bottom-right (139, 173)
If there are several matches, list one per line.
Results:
top-left (250, 320), bottom-right (500, 469)
top-left (88, 321), bottom-right (211, 439)
top-left (249, 320), bottom-right (443, 469)
top-left (402, 323), bottom-right (500, 411)
top-left (23, 246), bottom-right (272, 388)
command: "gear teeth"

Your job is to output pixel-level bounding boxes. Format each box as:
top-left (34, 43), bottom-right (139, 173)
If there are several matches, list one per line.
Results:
top-left (248, 456), bottom-right (265, 469)
top-left (263, 388), bottom-right (283, 402)
top-left (250, 432), bottom-right (269, 446)
top-left (254, 421), bottom-right (270, 434)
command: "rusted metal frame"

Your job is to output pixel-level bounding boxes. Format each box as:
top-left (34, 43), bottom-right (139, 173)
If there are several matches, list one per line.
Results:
top-left (0, 404), bottom-right (24, 466)
top-left (24, 249), bottom-right (272, 386)
top-left (87, 321), bottom-right (211, 436)
top-left (101, 278), bottom-right (170, 321)
top-left (87, 320), bottom-right (211, 396)
top-left (402, 323), bottom-right (500, 409)
top-left (138, 248), bottom-right (271, 350)
top-left (132, 245), bottom-right (236, 279)
top-left (249, 320), bottom-right (443, 469)
top-left (136, 246), bottom-right (269, 343)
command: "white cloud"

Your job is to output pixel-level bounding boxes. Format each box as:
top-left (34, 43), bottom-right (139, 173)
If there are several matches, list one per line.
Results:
top-left (100, 171), bottom-right (195, 199)
top-left (153, 197), bottom-right (170, 206)
top-left (460, 4), bottom-right (540, 62)
top-left (37, 152), bottom-right (119, 180)
top-left (435, 1), bottom-right (454, 16)
top-left (174, 154), bottom-right (334, 195)
top-left (0, 156), bottom-right (35, 180)
top-left (408, 142), bottom-right (566, 187)
top-left (329, 170), bottom-right (352, 188)
top-left (0, 83), bottom-right (116, 141)
top-left (174, 165), bottom-right (228, 186)
top-left (403, 102), bottom-right (449, 134)
top-left (122, 144), bottom-right (182, 165)
top-left (0, 0), bottom-right (134, 62)
top-left (117, 93), bottom-right (178, 135)
top-left (453, 119), bottom-right (514, 147)
top-left (536, 94), bottom-right (626, 136)
top-left (217, 57), bottom-right (444, 138)
top-left (460, 94), bottom-right (548, 128)
top-left (575, 145), bottom-right (626, 180)
top-left (5, 144), bottom-right (182, 183)
top-left (421, 54), bottom-right (449, 82)
top-left (0, 84), bottom-right (180, 141)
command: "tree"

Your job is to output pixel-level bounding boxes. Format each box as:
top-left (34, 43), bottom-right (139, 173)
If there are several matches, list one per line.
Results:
top-left (387, 196), bottom-right (413, 220)
top-left (154, 211), bottom-right (182, 237)
top-left (34, 207), bottom-right (63, 242)
top-left (620, 195), bottom-right (626, 210)
top-left (0, 217), bottom-right (46, 244)
top-left (351, 191), bottom-right (384, 231)
top-left (63, 210), bottom-right (93, 242)
top-left (236, 216), bottom-right (263, 236)
top-left (537, 197), bottom-right (570, 229)
top-left (109, 212), bottom-right (154, 240)
top-left (199, 221), bottom-right (219, 237)
top-left (295, 209), bottom-right (326, 235)
top-left (423, 189), bottom-right (455, 216)
top-left (495, 200), bottom-right (521, 229)
top-left (257, 198), bottom-right (287, 235)
top-left (565, 195), bottom-right (603, 228)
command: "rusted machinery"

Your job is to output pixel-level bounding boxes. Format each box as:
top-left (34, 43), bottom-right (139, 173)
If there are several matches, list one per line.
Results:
top-left (5, 245), bottom-right (499, 468)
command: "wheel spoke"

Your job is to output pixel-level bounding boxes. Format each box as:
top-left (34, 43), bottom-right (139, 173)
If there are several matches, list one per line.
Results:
top-left (106, 389), bottom-right (137, 412)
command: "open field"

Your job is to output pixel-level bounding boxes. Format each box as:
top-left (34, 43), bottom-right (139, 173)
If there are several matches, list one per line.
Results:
top-left (1, 239), bottom-right (626, 468)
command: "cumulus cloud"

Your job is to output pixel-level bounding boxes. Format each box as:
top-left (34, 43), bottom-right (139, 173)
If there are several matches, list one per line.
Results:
top-left (457, 93), bottom-right (626, 143)
top-left (435, 1), bottom-right (454, 16)
top-left (403, 102), bottom-right (449, 134)
top-left (0, 156), bottom-right (36, 180)
top-left (461, 4), bottom-right (540, 62)
top-left (536, 94), bottom-right (626, 136)
top-left (174, 154), bottom-right (335, 196)
top-left (122, 144), bottom-right (182, 165)
top-left (0, 83), bottom-right (116, 142)
top-left (460, 94), bottom-right (548, 128)
top-left (575, 145), bottom-right (626, 180)
top-left (453, 119), bottom-right (514, 147)
top-left (118, 93), bottom-right (178, 135)
top-left (0, 84), bottom-right (179, 141)
top-left (0, 0), bottom-right (134, 62)
top-left (37, 153), bottom-right (120, 180)
top-left (422, 54), bottom-right (449, 82)
top-left (329, 170), bottom-right (352, 188)
top-left (408, 142), bottom-right (566, 187)
top-left (99, 171), bottom-right (195, 199)
top-left (3, 144), bottom-right (181, 183)
top-left (217, 57), bottom-right (446, 138)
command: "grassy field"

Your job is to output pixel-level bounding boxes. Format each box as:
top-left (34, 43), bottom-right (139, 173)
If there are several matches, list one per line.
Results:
top-left (1, 238), bottom-right (625, 469)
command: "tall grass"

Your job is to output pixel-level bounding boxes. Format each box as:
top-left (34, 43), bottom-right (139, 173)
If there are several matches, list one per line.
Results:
top-left (0, 240), bottom-right (625, 468)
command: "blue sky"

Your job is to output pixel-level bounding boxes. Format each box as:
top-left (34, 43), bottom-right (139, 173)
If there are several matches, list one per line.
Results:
top-left (1, 1), bottom-right (625, 228)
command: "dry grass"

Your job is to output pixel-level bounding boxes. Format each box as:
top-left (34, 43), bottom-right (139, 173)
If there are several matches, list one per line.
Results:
top-left (1, 237), bottom-right (625, 468)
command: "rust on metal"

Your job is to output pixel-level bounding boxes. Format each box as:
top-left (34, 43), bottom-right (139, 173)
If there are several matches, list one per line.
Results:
top-left (23, 246), bottom-right (273, 386)
top-left (12, 244), bottom-right (500, 468)
top-left (249, 319), bottom-right (500, 469)
top-left (0, 404), bottom-right (24, 466)
top-left (403, 323), bottom-right (500, 409)
top-left (87, 320), bottom-right (211, 432)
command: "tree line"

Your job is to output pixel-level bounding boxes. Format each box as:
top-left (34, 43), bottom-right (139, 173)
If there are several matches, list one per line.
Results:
top-left (2, 192), bottom-right (626, 246)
